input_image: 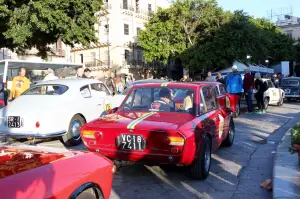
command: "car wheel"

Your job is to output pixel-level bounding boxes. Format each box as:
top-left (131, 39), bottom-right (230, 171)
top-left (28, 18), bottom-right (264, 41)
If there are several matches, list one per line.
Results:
top-left (264, 98), bottom-right (269, 110)
top-left (189, 136), bottom-right (211, 180)
top-left (75, 188), bottom-right (103, 199)
top-left (277, 96), bottom-right (284, 106)
top-left (233, 101), bottom-right (240, 118)
top-left (223, 119), bottom-right (235, 147)
top-left (62, 114), bottom-right (85, 147)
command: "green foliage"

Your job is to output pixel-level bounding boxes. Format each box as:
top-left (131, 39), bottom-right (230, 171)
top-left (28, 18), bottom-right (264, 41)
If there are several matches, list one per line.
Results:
top-left (138, 0), bottom-right (296, 71)
top-left (0, 0), bottom-right (103, 58)
top-left (291, 122), bottom-right (300, 145)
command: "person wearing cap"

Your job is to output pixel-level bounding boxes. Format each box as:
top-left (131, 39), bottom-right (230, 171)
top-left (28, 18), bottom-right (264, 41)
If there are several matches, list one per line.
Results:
top-left (226, 65), bottom-right (243, 98)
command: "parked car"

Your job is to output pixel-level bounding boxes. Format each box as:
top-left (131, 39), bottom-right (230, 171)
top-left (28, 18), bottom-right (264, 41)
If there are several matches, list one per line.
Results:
top-left (194, 82), bottom-right (241, 117)
top-left (241, 78), bottom-right (284, 109)
top-left (0, 144), bottom-right (115, 199)
top-left (0, 79), bottom-right (116, 146)
top-left (81, 82), bottom-right (235, 180)
top-left (109, 79), bottom-right (168, 112)
top-left (281, 77), bottom-right (300, 101)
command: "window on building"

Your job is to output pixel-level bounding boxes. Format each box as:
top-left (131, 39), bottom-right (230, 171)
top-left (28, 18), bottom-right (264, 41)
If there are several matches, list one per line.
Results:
top-left (104, 24), bottom-right (109, 35)
top-left (136, 0), bottom-right (140, 11)
top-left (123, 0), bottom-right (128, 9)
top-left (79, 54), bottom-right (83, 63)
top-left (124, 24), bottom-right (129, 35)
top-left (124, 50), bottom-right (130, 60)
top-left (286, 31), bottom-right (293, 38)
top-left (137, 50), bottom-right (142, 60)
top-left (148, 3), bottom-right (152, 16)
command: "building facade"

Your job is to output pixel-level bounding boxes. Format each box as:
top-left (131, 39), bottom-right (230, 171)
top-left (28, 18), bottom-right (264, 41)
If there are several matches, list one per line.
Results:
top-left (0, 40), bottom-right (71, 63)
top-left (71, 0), bottom-right (169, 78)
top-left (276, 15), bottom-right (300, 40)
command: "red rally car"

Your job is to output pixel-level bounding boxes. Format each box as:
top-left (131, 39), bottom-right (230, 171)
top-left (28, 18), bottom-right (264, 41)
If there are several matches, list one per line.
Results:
top-left (81, 82), bottom-right (235, 180)
top-left (0, 145), bottom-right (115, 199)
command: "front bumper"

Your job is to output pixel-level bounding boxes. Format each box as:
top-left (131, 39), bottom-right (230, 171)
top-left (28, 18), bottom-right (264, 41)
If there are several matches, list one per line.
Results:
top-left (285, 95), bottom-right (300, 98)
top-left (0, 130), bottom-right (67, 138)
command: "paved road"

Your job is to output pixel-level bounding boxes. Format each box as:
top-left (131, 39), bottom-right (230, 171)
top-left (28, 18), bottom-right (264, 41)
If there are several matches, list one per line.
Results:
top-left (2, 102), bottom-right (300, 199)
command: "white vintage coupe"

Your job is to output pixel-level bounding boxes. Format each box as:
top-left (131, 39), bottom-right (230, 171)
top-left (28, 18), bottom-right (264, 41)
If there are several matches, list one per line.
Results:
top-left (0, 79), bottom-right (117, 146)
top-left (241, 78), bottom-right (285, 109)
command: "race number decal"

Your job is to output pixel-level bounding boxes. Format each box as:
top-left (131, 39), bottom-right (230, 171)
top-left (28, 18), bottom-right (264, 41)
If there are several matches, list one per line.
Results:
top-left (218, 114), bottom-right (225, 139)
top-left (104, 103), bottom-right (112, 111)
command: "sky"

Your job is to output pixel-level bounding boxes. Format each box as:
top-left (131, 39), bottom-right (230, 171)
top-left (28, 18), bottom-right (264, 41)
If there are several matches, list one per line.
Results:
top-left (217, 0), bottom-right (300, 19)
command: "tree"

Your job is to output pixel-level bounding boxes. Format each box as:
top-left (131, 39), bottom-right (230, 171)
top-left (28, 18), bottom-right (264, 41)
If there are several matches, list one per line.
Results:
top-left (181, 11), bottom-right (295, 71)
top-left (138, 0), bottom-right (220, 64)
top-left (0, 0), bottom-right (103, 58)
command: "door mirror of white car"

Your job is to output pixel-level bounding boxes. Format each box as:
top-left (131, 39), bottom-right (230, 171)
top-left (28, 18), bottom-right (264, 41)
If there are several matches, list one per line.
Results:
top-left (81, 88), bottom-right (91, 98)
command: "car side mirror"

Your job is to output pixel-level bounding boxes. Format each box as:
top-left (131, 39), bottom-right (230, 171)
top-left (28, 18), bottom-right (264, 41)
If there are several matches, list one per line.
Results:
top-left (108, 107), bottom-right (118, 114)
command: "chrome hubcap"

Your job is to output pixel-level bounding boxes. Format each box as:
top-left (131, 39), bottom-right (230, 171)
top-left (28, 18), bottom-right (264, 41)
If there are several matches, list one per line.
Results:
top-left (70, 120), bottom-right (81, 140)
top-left (204, 144), bottom-right (211, 172)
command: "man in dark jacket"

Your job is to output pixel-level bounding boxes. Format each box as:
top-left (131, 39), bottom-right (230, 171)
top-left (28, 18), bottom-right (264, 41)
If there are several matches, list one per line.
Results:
top-left (243, 69), bottom-right (254, 113)
top-left (216, 72), bottom-right (225, 85)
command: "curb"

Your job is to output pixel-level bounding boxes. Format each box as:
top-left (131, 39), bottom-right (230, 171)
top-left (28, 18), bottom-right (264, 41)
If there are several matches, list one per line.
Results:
top-left (273, 128), bottom-right (300, 199)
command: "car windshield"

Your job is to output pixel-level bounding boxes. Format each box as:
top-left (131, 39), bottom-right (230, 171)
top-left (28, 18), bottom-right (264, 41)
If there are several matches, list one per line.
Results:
top-left (23, 85), bottom-right (68, 95)
top-left (282, 80), bottom-right (299, 87)
top-left (119, 87), bottom-right (195, 114)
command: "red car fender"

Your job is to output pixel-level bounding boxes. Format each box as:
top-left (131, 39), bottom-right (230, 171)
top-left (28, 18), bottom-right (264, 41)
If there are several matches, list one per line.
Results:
top-left (0, 153), bottom-right (114, 199)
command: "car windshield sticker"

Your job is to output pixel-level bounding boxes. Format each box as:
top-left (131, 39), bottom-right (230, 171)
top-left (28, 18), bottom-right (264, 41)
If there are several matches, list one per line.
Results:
top-left (218, 114), bottom-right (225, 139)
top-left (127, 112), bottom-right (156, 130)
top-left (149, 102), bottom-right (161, 111)
top-left (161, 83), bottom-right (169, 87)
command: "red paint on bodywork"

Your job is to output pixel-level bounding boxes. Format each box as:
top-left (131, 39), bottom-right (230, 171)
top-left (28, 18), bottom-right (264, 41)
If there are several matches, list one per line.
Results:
top-left (0, 146), bottom-right (114, 199)
top-left (81, 82), bottom-right (233, 166)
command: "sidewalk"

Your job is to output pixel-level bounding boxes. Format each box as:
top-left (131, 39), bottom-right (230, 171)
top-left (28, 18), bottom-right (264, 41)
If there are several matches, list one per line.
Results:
top-left (273, 128), bottom-right (300, 198)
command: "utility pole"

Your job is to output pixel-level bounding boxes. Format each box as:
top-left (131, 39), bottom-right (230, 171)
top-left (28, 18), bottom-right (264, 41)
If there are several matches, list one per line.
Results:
top-left (107, 17), bottom-right (110, 69)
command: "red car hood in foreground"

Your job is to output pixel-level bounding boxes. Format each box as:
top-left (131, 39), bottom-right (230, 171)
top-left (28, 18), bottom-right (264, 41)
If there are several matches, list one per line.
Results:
top-left (86, 111), bottom-right (196, 130)
top-left (0, 145), bottom-right (75, 179)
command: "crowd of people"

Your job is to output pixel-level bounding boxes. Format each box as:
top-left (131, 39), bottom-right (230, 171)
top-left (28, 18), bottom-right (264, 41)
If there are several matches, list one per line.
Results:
top-left (215, 65), bottom-right (285, 114)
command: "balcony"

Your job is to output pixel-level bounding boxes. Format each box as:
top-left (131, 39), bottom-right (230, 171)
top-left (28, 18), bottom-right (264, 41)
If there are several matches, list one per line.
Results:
top-left (135, 8), bottom-right (151, 20)
top-left (104, 3), bottom-right (112, 10)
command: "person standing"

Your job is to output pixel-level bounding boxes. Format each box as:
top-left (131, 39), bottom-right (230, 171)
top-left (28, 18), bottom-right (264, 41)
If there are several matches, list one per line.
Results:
top-left (76, 66), bottom-right (84, 78)
top-left (243, 69), bottom-right (254, 113)
top-left (115, 78), bottom-right (124, 94)
top-left (44, 68), bottom-right (58, 81)
top-left (226, 65), bottom-right (243, 97)
top-left (82, 68), bottom-right (91, 78)
top-left (254, 73), bottom-right (267, 114)
top-left (9, 67), bottom-right (30, 100)
top-left (216, 72), bottom-right (225, 84)
top-left (105, 75), bottom-right (116, 94)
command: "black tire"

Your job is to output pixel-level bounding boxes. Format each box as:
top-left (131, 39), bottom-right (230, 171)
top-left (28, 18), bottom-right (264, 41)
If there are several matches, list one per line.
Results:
top-left (189, 136), bottom-right (211, 180)
top-left (223, 119), bottom-right (235, 147)
top-left (61, 114), bottom-right (85, 147)
top-left (277, 95), bottom-right (283, 106)
top-left (75, 188), bottom-right (103, 199)
top-left (264, 98), bottom-right (269, 110)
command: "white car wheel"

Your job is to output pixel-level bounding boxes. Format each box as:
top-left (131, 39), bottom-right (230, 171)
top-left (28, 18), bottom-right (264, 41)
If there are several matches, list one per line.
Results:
top-left (61, 115), bottom-right (85, 147)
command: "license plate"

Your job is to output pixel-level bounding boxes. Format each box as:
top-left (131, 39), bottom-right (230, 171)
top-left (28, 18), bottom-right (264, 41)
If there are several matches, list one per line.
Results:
top-left (117, 134), bottom-right (146, 151)
top-left (7, 116), bottom-right (21, 128)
